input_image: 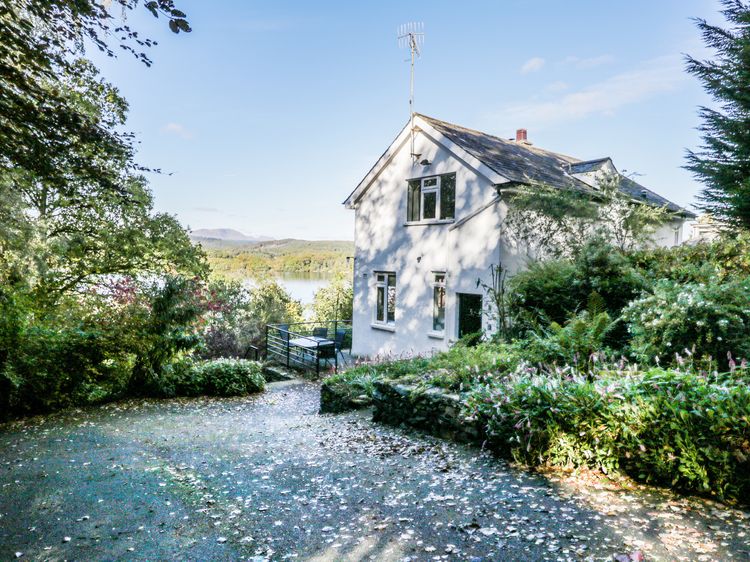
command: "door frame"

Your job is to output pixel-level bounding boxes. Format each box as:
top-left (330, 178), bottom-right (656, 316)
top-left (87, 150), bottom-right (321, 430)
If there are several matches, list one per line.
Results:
top-left (456, 292), bottom-right (483, 340)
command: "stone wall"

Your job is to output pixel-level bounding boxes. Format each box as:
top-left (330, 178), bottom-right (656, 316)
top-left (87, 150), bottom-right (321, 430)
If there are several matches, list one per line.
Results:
top-left (319, 381), bottom-right (373, 414)
top-left (371, 380), bottom-right (484, 443)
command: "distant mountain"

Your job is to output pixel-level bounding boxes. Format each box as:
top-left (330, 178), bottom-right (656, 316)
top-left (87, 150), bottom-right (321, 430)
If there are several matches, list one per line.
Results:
top-left (190, 228), bottom-right (273, 242)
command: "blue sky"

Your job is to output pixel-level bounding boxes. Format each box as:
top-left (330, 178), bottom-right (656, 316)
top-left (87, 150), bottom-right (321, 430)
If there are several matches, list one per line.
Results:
top-left (90, 0), bottom-right (721, 240)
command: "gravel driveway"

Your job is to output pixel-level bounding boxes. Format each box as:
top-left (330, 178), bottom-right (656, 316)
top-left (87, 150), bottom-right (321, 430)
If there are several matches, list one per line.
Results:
top-left (1, 380), bottom-right (748, 561)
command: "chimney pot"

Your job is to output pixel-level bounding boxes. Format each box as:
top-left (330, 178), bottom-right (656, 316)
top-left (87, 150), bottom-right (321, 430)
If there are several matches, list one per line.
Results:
top-left (516, 128), bottom-right (528, 142)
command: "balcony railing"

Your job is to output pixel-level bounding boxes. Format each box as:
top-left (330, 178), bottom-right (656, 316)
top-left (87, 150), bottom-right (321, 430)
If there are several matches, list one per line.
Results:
top-left (265, 319), bottom-right (352, 375)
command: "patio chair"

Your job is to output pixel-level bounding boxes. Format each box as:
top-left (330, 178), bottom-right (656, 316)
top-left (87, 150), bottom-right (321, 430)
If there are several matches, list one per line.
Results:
top-left (334, 329), bottom-right (348, 364)
top-left (277, 324), bottom-right (290, 342)
top-left (312, 327), bottom-right (328, 339)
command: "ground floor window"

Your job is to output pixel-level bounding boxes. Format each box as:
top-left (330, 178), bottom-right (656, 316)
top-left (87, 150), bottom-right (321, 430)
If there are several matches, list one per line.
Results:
top-left (432, 272), bottom-right (446, 332)
top-left (374, 272), bottom-right (396, 325)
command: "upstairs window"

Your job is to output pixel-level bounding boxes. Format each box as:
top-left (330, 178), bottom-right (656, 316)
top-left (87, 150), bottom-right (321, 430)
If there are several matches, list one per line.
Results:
top-left (407, 173), bottom-right (456, 222)
top-left (374, 272), bottom-right (396, 325)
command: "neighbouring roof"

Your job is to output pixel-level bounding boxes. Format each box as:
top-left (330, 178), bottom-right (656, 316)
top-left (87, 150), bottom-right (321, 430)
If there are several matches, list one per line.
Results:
top-left (417, 114), bottom-right (695, 217)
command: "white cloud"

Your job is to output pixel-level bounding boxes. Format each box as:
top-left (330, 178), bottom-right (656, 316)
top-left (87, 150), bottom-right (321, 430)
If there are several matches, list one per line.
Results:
top-left (496, 55), bottom-right (685, 128)
top-left (563, 54), bottom-right (615, 69)
top-left (161, 122), bottom-right (194, 140)
top-left (546, 81), bottom-right (569, 93)
top-left (520, 57), bottom-right (545, 74)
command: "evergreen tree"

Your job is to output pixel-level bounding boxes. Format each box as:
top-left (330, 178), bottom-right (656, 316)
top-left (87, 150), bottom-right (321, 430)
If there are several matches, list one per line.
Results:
top-left (686, 0), bottom-right (750, 228)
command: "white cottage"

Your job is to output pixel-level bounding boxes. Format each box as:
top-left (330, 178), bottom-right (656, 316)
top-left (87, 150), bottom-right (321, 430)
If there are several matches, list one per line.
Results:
top-left (343, 114), bottom-right (694, 358)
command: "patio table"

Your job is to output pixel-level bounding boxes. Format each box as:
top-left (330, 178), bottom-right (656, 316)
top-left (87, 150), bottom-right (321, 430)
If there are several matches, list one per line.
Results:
top-left (288, 336), bottom-right (334, 349)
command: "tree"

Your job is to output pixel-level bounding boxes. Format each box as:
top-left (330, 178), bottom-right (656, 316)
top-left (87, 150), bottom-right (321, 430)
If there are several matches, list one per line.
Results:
top-left (686, 0), bottom-right (750, 228)
top-left (0, 1), bottom-right (189, 197)
top-left (501, 174), bottom-right (671, 260)
top-left (6, 59), bottom-right (206, 306)
top-left (311, 275), bottom-right (354, 323)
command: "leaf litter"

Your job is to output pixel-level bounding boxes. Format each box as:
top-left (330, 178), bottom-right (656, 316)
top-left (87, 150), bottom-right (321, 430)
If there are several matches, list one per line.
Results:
top-left (0, 381), bottom-right (747, 561)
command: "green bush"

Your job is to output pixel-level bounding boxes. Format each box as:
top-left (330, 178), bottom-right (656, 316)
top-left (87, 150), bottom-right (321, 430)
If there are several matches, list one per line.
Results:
top-left (139, 358), bottom-right (265, 399)
top-left (322, 344), bottom-right (519, 408)
top-left (130, 276), bottom-right (203, 396)
top-left (576, 237), bottom-right (647, 314)
top-left (425, 343), bottom-right (519, 391)
top-left (518, 302), bottom-right (618, 372)
top-left (508, 239), bottom-right (645, 339)
top-left (623, 277), bottom-right (750, 368)
top-left (322, 356), bottom-right (433, 406)
top-left (0, 327), bottom-right (133, 420)
top-left (508, 260), bottom-right (582, 330)
top-left (196, 358), bottom-right (265, 396)
top-left (464, 368), bottom-right (750, 500)
top-left (630, 232), bottom-right (750, 284)
top-left (157, 358), bottom-right (204, 398)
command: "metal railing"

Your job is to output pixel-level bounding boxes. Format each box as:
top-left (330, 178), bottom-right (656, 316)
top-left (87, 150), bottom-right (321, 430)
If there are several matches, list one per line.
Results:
top-left (243, 344), bottom-right (261, 361)
top-left (265, 319), bottom-right (352, 375)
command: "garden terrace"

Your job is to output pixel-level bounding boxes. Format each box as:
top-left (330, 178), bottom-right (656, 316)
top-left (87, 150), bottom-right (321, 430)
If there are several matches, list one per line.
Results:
top-left (265, 319), bottom-right (352, 376)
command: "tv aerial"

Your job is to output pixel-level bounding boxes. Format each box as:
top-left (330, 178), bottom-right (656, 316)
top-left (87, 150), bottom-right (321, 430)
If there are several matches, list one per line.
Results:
top-left (398, 22), bottom-right (424, 162)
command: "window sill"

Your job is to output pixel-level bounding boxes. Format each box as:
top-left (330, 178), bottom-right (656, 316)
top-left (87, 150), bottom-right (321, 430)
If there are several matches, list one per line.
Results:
top-left (404, 219), bottom-right (455, 227)
top-left (427, 330), bottom-right (445, 340)
top-left (371, 323), bottom-right (396, 333)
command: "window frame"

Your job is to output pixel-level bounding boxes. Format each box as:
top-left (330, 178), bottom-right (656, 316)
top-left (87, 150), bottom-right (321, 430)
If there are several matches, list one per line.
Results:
top-left (429, 272), bottom-right (447, 338)
top-left (406, 173), bottom-right (456, 225)
top-left (373, 271), bottom-right (397, 329)
top-left (420, 176), bottom-right (440, 222)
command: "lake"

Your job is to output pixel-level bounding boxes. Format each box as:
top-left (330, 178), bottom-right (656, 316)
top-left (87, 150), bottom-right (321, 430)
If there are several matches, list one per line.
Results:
top-left (243, 272), bottom-right (334, 305)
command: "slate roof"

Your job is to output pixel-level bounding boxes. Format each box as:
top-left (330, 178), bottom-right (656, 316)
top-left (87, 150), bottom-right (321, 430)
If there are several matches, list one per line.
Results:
top-left (418, 114), bottom-right (695, 217)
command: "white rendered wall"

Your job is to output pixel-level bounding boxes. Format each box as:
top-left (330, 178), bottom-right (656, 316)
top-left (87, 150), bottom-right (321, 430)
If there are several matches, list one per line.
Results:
top-left (348, 131), bottom-right (688, 358)
top-left (350, 131), bottom-right (505, 358)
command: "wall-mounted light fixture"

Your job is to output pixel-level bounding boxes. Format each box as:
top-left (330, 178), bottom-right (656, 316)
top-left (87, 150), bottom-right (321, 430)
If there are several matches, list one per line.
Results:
top-left (417, 256), bottom-right (422, 263)
top-left (419, 158), bottom-right (431, 166)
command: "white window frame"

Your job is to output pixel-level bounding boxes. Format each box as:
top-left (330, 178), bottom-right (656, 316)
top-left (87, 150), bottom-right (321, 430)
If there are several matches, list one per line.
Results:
top-left (373, 271), bottom-right (396, 329)
top-left (420, 176), bottom-right (440, 222)
top-left (429, 272), bottom-right (447, 338)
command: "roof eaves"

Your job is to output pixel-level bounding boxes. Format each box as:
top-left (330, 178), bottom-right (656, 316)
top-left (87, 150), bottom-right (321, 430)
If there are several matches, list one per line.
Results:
top-left (343, 120), bottom-right (411, 208)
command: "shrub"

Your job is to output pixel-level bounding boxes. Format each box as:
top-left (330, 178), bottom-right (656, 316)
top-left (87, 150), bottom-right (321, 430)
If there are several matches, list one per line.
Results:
top-left (623, 277), bottom-right (750, 368)
top-left (196, 280), bottom-right (257, 360)
top-left (196, 358), bottom-right (265, 396)
top-left (464, 368), bottom-right (750, 500)
top-left (321, 356), bottom-right (433, 410)
top-left (466, 372), bottom-right (624, 474)
top-left (518, 299), bottom-right (618, 372)
top-left (426, 343), bottom-right (520, 391)
top-left (508, 260), bottom-right (582, 330)
top-left (130, 276), bottom-right (203, 396)
top-left (0, 326), bottom-right (133, 419)
top-left (630, 232), bottom-right (750, 284)
top-left (143, 358), bottom-right (265, 398)
top-left (620, 369), bottom-right (750, 499)
top-left (507, 239), bottom-right (645, 339)
top-left (158, 357), bottom-right (204, 398)
top-left (575, 237), bottom-right (647, 315)
top-left (321, 344), bottom-right (520, 412)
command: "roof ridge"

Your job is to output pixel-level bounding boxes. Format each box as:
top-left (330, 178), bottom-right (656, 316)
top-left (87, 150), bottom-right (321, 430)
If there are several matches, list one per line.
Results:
top-left (571, 157), bottom-right (612, 166)
top-left (415, 113), bottom-right (580, 163)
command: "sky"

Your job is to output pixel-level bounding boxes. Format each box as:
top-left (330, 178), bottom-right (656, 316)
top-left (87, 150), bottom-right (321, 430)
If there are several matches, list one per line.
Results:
top-left (89, 0), bottom-right (722, 240)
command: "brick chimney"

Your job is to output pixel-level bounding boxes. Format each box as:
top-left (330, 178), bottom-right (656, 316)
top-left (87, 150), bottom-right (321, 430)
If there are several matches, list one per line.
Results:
top-left (516, 128), bottom-right (528, 142)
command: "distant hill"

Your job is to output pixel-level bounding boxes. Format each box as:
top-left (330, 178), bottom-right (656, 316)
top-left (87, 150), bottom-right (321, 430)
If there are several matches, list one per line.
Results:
top-left (197, 238), bottom-right (355, 277)
top-left (190, 228), bottom-right (273, 242)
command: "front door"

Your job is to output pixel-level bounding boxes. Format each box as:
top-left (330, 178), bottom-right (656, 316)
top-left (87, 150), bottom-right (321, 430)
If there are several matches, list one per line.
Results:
top-left (457, 293), bottom-right (483, 339)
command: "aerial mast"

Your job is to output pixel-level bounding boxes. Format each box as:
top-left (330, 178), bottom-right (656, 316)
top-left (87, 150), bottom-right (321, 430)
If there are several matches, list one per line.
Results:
top-left (398, 22), bottom-right (424, 162)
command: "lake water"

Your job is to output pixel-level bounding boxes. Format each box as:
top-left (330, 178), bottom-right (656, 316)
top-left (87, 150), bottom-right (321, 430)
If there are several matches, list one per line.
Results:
top-left (243, 272), bottom-right (334, 305)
